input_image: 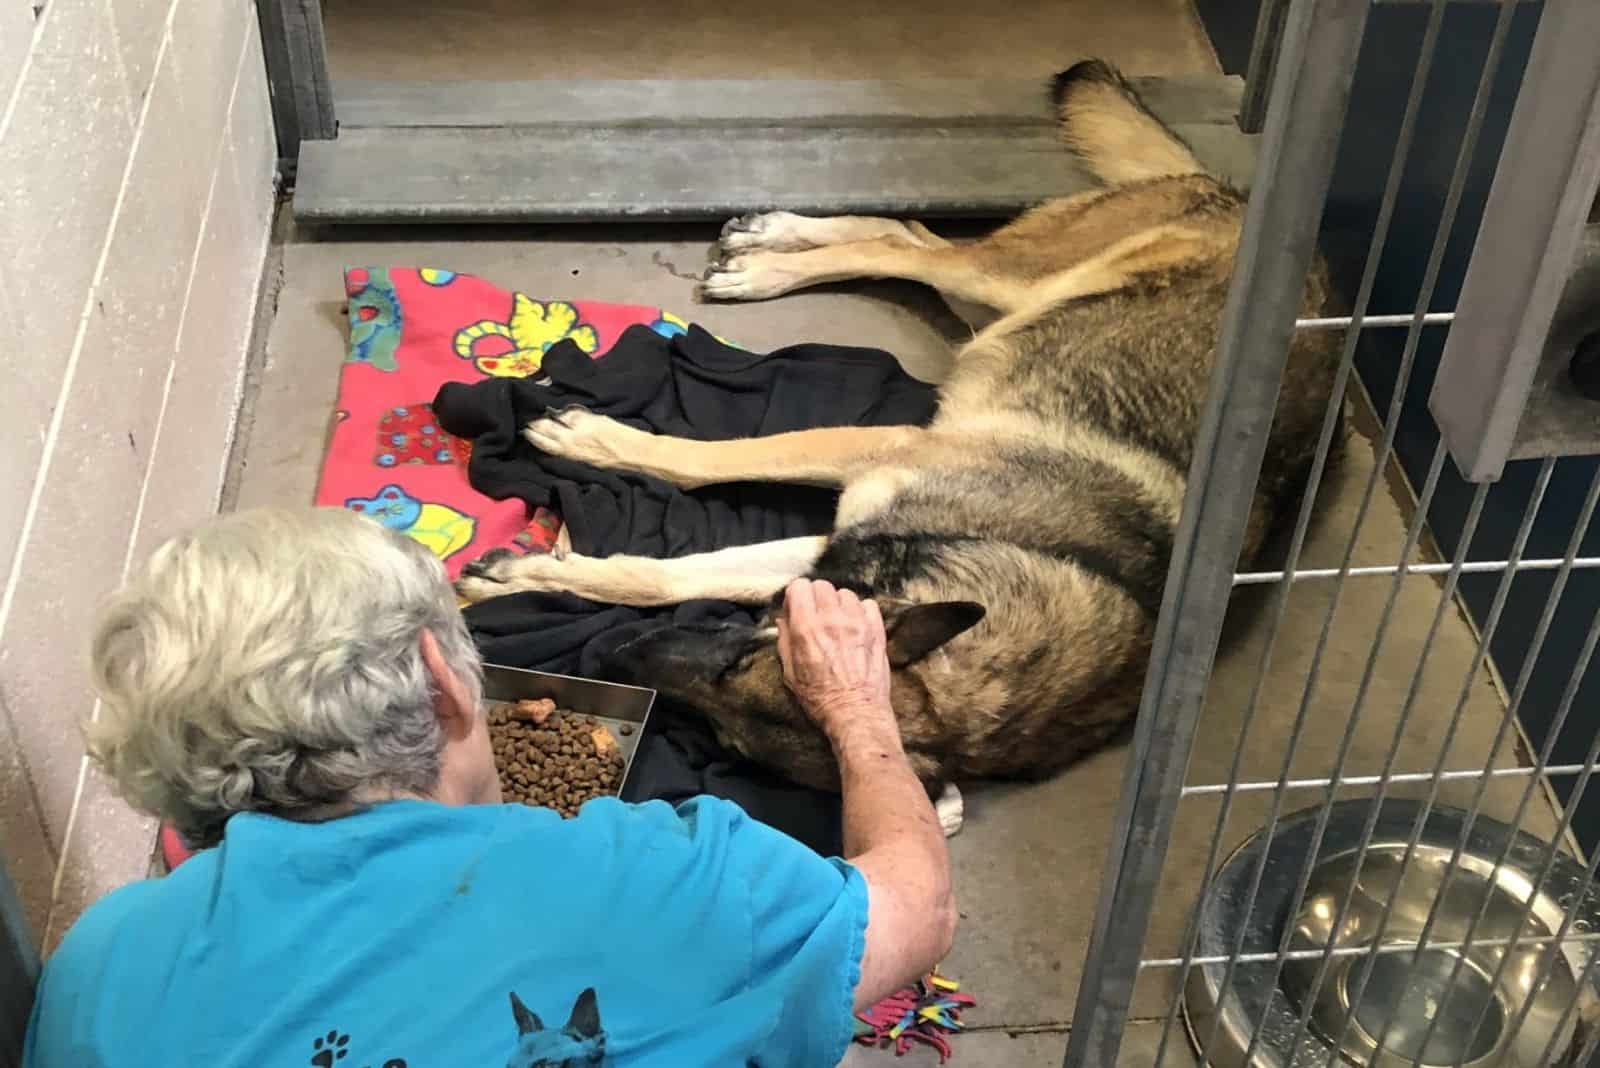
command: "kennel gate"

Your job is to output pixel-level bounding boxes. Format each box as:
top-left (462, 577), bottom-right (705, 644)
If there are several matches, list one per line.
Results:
top-left (1060, 1), bottom-right (1600, 1066)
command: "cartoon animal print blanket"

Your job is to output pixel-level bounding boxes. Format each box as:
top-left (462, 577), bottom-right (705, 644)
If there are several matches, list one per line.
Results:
top-left (314, 267), bottom-right (699, 575)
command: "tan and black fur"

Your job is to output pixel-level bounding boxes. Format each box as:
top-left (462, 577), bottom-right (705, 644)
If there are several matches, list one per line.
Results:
top-left (456, 60), bottom-right (1342, 811)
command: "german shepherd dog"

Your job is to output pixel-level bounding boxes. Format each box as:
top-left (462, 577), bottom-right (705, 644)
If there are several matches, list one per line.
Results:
top-left (455, 60), bottom-right (1341, 832)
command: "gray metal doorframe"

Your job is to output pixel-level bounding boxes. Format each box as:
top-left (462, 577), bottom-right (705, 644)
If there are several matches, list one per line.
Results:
top-left (256, 0), bottom-right (335, 172)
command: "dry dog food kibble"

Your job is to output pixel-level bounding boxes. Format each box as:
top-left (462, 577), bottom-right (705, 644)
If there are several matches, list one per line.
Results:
top-left (487, 699), bottom-right (627, 818)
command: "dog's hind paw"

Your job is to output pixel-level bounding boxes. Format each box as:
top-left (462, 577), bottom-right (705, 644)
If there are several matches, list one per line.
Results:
top-left (718, 211), bottom-right (815, 254)
top-left (700, 252), bottom-right (795, 302)
top-left (935, 782), bottom-right (965, 838)
top-left (719, 212), bottom-right (765, 240)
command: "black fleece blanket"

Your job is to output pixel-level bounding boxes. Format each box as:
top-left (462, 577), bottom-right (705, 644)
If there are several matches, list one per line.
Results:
top-left (433, 324), bottom-right (938, 854)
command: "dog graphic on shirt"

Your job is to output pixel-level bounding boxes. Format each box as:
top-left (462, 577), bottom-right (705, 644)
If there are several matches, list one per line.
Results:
top-left (504, 988), bottom-right (609, 1067)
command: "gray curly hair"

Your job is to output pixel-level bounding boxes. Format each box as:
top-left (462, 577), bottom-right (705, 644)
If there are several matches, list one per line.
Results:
top-left (87, 507), bottom-right (484, 847)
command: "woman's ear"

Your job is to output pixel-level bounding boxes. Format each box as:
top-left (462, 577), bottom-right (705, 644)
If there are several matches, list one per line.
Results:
top-left (418, 628), bottom-right (474, 736)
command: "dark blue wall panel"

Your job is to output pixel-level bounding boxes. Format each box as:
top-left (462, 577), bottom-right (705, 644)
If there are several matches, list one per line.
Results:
top-left (1195, 2), bottom-right (1600, 851)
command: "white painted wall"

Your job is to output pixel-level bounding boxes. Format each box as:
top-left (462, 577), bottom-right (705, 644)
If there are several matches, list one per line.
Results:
top-left (0, 0), bottom-right (278, 950)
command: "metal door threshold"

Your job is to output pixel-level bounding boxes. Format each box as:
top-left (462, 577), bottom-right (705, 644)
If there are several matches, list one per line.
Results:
top-left (293, 77), bottom-right (1258, 224)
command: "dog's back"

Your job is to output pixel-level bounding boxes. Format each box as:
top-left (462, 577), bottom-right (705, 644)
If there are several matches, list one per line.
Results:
top-left (807, 62), bottom-right (1342, 781)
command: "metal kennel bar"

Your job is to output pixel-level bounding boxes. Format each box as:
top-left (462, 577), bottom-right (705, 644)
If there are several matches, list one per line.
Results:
top-left (1059, 1), bottom-right (1373, 1064)
top-left (1192, 0), bottom-right (1523, 1057)
top-left (1065, 0), bottom-right (1600, 1066)
top-left (1140, 931), bottom-right (1600, 971)
top-left (1238, 0), bottom-right (1293, 134)
top-left (1233, 555), bottom-right (1600, 586)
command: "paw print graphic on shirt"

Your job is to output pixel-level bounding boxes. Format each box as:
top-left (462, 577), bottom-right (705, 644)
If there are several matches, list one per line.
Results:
top-left (310, 1031), bottom-right (349, 1066)
top-left (305, 1029), bottom-right (408, 1068)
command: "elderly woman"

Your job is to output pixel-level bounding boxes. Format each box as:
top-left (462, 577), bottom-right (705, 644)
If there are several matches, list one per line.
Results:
top-left (25, 508), bottom-right (954, 1067)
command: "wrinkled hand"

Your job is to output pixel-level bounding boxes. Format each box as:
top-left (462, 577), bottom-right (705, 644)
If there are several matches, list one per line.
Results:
top-left (777, 579), bottom-right (895, 741)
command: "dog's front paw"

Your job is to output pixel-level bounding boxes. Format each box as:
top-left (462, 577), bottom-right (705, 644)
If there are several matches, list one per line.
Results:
top-left (455, 574), bottom-right (513, 604)
top-left (935, 782), bottom-right (965, 838)
top-left (455, 547), bottom-right (566, 603)
top-left (460, 547), bottom-right (520, 581)
top-left (523, 408), bottom-right (651, 471)
top-left (718, 211), bottom-right (816, 254)
top-left (700, 253), bottom-right (794, 302)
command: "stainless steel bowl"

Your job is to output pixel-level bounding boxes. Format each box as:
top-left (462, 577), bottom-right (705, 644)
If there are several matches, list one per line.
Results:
top-left (1182, 800), bottom-right (1600, 1067)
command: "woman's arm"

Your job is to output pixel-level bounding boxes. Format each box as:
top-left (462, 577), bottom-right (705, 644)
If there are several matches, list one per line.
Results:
top-left (777, 579), bottom-right (957, 1009)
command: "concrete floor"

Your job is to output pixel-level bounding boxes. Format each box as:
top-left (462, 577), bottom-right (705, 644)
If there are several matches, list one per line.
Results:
top-left (246, 219), bottom-right (1568, 1067)
top-left (227, 2), bottom-right (1569, 1064)
top-left (321, 0), bottom-right (1221, 82)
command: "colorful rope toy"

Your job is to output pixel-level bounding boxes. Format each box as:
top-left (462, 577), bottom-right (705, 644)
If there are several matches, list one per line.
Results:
top-left (853, 970), bottom-right (976, 1062)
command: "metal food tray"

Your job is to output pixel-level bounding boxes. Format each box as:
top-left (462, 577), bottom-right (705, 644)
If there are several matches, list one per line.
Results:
top-left (481, 663), bottom-right (657, 795)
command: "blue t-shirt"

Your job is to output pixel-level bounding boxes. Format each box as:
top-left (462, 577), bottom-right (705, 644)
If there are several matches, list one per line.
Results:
top-left (25, 796), bottom-right (867, 1067)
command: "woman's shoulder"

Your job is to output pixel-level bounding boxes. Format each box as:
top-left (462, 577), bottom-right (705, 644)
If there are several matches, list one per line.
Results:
top-left (46, 797), bottom-right (758, 957)
top-left (485, 795), bottom-right (775, 880)
top-left (46, 857), bottom-right (207, 974)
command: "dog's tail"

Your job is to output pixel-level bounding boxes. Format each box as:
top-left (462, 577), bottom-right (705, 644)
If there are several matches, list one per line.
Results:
top-left (1050, 59), bottom-right (1206, 185)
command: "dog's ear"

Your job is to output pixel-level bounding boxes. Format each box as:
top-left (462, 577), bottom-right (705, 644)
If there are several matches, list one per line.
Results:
top-left (509, 992), bottom-right (544, 1035)
top-left (885, 601), bottom-right (986, 667)
top-left (564, 987), bottom-right (602, 1039)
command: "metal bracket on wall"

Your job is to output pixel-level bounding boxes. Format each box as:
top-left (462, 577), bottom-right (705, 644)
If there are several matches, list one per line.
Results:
top-left (256, 0), bottom-right (336, 174)
top-left (1428, 0), bottom-right (1600, 483)
top-left (1502, 225), bottom-right (1600, 464)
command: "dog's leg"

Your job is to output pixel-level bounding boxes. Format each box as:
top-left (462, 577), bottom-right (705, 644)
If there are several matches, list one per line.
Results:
top-left (703, 236), bottom-right (1021, 311)
top-left (889, 221), bottom-right (998, 331)
top-left (456, 536), bottom-right (828, 606)
top-left (716, 213), bottom-right (997, 328)
top-left (524, 411), bottom-right (925, 489)
top-left (965, 224), bottom-right (1227, 341)
top-left (719, 212), bottom-right (951, 254)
